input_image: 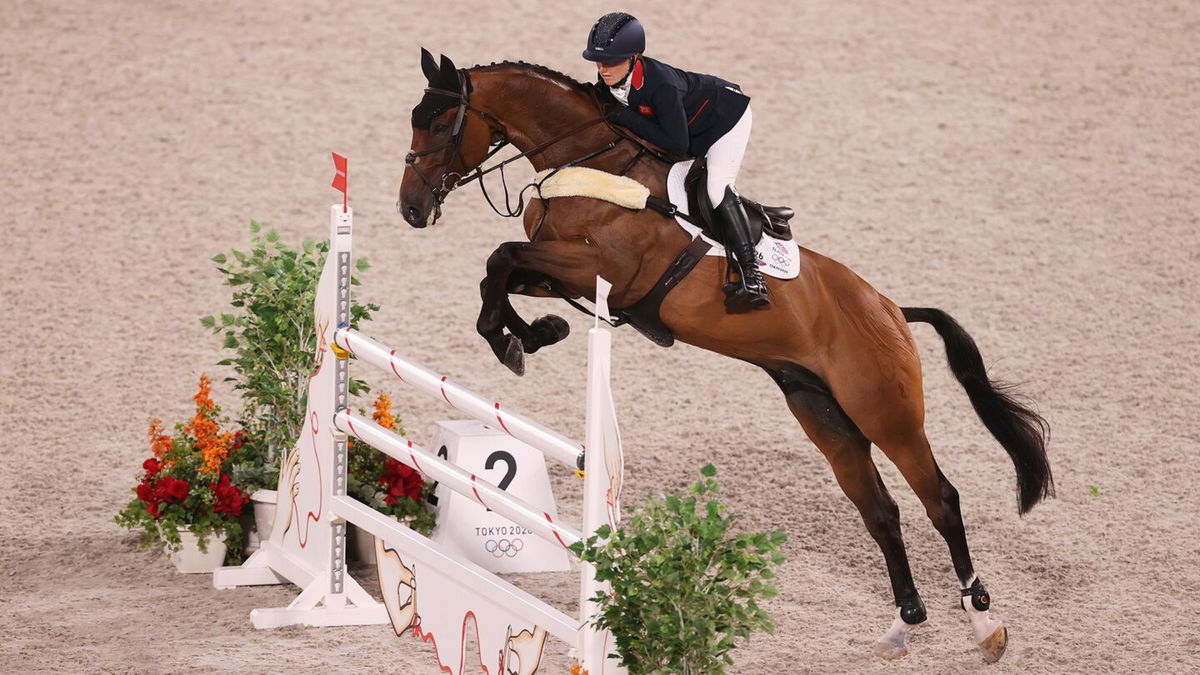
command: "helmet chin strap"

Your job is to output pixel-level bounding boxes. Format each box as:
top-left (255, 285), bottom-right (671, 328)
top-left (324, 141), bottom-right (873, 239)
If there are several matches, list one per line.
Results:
top-left (610, 55), bottom-right (638, 88)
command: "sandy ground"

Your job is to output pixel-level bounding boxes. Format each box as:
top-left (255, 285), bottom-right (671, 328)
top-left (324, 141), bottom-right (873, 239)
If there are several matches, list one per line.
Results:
top-left (2, 1), bottom-right (1198, 672)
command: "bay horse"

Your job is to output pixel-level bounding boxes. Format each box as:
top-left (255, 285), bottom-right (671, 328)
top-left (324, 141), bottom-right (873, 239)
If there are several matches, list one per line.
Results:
top-left (397, 50), bottom-right (1052, 663)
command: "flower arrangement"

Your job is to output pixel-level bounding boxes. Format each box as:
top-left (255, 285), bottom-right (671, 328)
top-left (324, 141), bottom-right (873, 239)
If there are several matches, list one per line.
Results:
top-left (116, 375), bottom-right (250, 558)
top-left (346, 392), bottom-right (437, 535)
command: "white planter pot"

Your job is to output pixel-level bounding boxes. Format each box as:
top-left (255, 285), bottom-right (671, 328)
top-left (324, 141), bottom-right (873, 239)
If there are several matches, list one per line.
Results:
top-left (166, 529), bottom-right (228, 574)
top-left (244, 489), bottom-right (278, 553)
top-left (349, 523), bottom-right (376, 564)
top-left (349, 514), bottom-right (411, 564)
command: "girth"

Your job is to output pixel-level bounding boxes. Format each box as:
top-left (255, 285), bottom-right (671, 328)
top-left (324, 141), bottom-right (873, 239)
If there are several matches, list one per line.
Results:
top-left (614, 236), bottom-right (712, 348)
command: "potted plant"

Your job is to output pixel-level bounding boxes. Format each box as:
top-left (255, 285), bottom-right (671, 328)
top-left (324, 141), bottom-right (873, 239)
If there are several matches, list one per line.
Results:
top-left (116, 375), bottom-right (251, 573)
top-left (346, 392), bottom-right (438, 562)
top-left (570, 465), bottom-right (788, 675)
top-left (200, 222), bottom-right (378, 545)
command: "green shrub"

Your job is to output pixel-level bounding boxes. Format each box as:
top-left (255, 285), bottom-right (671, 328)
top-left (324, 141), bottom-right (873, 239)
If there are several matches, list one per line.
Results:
top-left (571, 464), bottom-right (787, 675)
top-left (200, 221), bottom-right (378, 492)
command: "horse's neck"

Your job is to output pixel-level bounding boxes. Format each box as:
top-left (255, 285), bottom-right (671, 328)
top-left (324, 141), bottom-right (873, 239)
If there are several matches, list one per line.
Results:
top-left (472, 69), bottom-right (612, 172)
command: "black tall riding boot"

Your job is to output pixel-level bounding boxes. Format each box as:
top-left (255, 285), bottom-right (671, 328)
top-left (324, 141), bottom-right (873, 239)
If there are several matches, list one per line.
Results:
top-left (716, 186), bottom-right (770, 310)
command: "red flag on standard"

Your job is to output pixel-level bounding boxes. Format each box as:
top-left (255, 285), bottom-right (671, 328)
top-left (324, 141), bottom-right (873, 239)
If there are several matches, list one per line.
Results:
top-left (331, 153), bottom-right (348, 195)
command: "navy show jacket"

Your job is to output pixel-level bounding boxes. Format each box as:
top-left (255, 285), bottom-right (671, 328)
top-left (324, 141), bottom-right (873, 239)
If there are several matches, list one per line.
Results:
top-left (607, 56), bottom-right (750, 157)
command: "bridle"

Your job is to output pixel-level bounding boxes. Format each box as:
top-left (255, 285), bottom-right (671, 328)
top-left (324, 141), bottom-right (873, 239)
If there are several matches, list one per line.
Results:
top-left (403, 70), bottom-right (501, 220)
top-left (402, 68), bottom-right (613, 225)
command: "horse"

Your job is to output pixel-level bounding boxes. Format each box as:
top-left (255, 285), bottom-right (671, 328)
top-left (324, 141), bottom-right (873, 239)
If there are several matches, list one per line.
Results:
top-left (397, 50), bottom-right (1052, 663)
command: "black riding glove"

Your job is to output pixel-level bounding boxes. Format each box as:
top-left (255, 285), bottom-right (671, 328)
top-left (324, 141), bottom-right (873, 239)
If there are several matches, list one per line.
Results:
top-left (608, 104), bottom-right (643, 128)
top-left (605, 103), bottom-right (631, 123)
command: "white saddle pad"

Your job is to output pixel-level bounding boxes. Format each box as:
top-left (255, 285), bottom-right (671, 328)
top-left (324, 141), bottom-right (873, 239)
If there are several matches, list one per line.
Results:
top-left (666, 160), bottom-right (800, 280)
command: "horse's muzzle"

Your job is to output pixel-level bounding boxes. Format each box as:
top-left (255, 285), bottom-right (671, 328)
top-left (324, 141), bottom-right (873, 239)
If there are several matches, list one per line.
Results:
top-left (398, 198), bottom-right (441, 229)
top-left (401, 202), bottom-right (427, 228)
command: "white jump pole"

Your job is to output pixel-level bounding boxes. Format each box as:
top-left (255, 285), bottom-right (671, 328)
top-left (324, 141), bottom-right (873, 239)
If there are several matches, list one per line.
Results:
top-left (579, 278), bottom-right (624, 671)
top-left (335, 328), bottom-right (585, 470)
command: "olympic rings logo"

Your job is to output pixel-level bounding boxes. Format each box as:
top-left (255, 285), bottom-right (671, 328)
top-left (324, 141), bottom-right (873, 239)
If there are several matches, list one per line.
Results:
top-left (485, 538), bottom-right (525, 558)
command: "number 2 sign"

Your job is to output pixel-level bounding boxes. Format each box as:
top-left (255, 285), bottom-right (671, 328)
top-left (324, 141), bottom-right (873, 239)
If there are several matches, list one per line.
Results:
top-left (428, 420), bottom-right (571, 574)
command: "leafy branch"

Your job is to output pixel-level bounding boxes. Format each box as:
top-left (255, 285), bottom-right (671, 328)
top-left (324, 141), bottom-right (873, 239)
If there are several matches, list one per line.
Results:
top-left (570, 464), bottom-right (787, 674)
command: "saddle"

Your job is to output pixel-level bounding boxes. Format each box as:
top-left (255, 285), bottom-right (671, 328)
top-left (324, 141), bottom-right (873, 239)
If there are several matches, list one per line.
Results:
top-left (600, 109), bottom-right (795, 244)
top-left (680, 159), bottom-right (795, 243)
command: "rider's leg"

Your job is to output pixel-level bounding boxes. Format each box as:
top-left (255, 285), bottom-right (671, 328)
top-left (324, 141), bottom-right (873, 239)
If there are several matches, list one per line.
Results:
top-left (706, 107), bottom-right (768, 309)
top-left (715, 187), bottom-right (769, 309)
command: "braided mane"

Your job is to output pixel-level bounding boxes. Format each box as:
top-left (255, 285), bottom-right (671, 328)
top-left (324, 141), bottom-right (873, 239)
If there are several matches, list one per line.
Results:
top-left (470, 61), bottom-right (591, 93)
top-left (415, 59), bottom-right (592, 129)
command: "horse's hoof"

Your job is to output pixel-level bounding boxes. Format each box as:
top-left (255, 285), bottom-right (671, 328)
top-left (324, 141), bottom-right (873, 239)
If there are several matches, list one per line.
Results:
top-left (502, 335), bottom-right (525, 376)
top-left (873, 612), bottom-right (917, 661)
top-left (529, 315), bottom-right (570, 351)
top-left (872, 637), bottom-right (909, 660)
top-left (979, 624), bottom-right (1008, 664)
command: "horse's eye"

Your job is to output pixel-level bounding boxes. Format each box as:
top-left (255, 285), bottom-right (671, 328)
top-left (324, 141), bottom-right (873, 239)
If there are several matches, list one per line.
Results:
top-left (432, 122), bottom-right (449, 135)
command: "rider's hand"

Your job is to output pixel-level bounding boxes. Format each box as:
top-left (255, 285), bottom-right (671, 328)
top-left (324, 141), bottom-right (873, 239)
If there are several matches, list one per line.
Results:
top-left (604, 103), bottom-right (631, 124)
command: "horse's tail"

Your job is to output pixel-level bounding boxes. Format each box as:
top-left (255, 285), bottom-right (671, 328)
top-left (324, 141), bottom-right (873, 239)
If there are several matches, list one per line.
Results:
top-left (902, 307), bottom-right (1054, 515)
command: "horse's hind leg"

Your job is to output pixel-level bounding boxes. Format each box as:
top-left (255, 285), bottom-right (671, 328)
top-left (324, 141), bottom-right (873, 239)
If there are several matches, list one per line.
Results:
top-left (869, 425), bottom-right (1009, 663)
top-left (766, 365), bottom-right (927, 660)
top-left (808, 290), bottom-right (1011, 661)
top-left (826, 332), bottom-right (1009, 663)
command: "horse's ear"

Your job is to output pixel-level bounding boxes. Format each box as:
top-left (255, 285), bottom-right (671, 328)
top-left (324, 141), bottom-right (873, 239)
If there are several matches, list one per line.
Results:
top-left (420, 48), bottom-right (440, 84)
top-left (439, 54), bottom-right (458, 82)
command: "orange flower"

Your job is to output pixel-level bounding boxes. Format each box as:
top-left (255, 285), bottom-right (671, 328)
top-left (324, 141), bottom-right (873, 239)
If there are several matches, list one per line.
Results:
top-left (192, 374), bottom-right (215, 410)
top-left (185, 374), bottom-right (231, 476)
top-left (570, 665), bottom-right (588, 675)
top-left (148, 419), bottom-right (173, 459)
top-left (372, 392), bottom-right (396, 430)
top-left (199, 431), bottom-right (235, 475)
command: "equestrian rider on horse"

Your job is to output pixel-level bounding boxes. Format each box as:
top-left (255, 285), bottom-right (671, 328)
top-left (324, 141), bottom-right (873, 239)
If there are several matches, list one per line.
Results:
top-left (582, 11), bottom-right (769, 310)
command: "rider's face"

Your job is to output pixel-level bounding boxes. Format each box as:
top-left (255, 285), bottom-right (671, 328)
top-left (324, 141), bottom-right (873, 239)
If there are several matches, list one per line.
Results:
top-left (596, 58), bottom-right (632, 86)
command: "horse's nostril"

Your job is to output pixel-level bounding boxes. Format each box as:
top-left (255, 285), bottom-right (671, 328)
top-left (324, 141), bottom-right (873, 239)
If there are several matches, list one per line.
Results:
top-left (404, 205), bottom-right (420, 223)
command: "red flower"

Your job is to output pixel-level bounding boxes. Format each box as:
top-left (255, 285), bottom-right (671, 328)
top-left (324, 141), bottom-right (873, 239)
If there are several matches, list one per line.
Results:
top-left (155, 476), bottom-right (190, 503)
top-left (136, 480), bottom-right (163, 518)
top-left (380, 458), bottom-right (424, 505)
top-left (143, 457), bottom-right (162, 478)
top-left (210, 473), bottom-right (249, 518)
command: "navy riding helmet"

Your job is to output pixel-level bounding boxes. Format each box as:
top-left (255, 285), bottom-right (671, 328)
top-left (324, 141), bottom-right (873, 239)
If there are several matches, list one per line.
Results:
top-left (582, 12), bottom-right (645, 62)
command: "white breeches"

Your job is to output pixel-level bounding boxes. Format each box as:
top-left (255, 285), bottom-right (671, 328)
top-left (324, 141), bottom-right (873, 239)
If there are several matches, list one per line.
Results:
top-left (704, 105), bottom-right (752, 205)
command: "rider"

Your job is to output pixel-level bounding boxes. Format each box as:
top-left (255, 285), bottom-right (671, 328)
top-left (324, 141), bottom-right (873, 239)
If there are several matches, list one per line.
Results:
top-left (582, 11), bottom-right (769, 310)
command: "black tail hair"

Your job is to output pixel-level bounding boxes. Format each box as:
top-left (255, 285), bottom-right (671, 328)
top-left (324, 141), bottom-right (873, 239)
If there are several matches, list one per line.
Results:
top-left (903, 307), bottom-right (1054, 514)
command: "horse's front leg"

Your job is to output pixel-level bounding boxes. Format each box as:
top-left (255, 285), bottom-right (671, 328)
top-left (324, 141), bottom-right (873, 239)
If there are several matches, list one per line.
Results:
top-left (477, 242), bottom-right (532, 374)
top-left (480, 270), bottom-right (573, 357)
top-left (478, 240), bottom-right (601, 375)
